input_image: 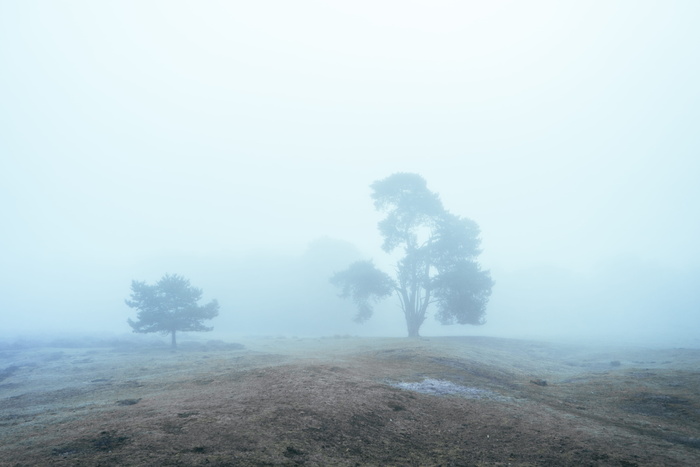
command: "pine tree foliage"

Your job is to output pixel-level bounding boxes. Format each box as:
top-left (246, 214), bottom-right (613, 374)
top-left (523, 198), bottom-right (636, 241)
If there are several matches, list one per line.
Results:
top-left (331, 173), bottom-right (493, 337)
top-left (126, 274), bottom-right (219, 347)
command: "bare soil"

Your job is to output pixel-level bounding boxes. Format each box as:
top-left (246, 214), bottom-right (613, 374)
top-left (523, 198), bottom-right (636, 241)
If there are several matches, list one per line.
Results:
top-left (1, 336), bottom-right (699, 466)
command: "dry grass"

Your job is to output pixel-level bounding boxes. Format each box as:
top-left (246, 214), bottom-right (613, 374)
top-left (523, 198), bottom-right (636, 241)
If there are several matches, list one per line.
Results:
top-left (1, 336), bottom-right (699, 466)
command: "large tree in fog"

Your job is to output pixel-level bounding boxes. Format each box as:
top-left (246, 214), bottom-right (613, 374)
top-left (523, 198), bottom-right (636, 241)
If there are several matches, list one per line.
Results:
top-left (126, 274), bottom-right (219, 348)
top-left (331, 173), bottom-right (493, 337)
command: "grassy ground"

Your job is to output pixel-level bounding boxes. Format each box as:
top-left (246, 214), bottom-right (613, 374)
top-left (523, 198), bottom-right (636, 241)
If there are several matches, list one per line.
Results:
top-left (1, 335), bottom-right (699, 466)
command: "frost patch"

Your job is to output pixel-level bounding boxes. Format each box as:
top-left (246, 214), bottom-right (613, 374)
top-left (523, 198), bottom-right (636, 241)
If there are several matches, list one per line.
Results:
top-left (393, 379), bottom-right (492, 398)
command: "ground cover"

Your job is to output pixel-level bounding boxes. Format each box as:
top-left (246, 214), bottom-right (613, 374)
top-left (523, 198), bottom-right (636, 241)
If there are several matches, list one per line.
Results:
top-left (1, 336), bottom-right (699, 466)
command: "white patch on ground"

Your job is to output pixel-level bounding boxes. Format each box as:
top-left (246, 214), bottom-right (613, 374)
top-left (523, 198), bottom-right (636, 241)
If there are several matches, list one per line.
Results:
top-left (393, 379), bottom-right (492, 398)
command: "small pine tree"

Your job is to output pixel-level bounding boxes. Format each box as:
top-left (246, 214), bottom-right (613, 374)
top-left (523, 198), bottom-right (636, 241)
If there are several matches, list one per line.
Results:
top-left (126, 274), bottom-right (219, 348)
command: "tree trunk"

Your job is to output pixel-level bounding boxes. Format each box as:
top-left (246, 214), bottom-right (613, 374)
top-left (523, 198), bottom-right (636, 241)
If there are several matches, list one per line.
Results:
top-left (171, 330), bottom-right (177, 349)
top-left (405, 314), bottom-right (422, 338)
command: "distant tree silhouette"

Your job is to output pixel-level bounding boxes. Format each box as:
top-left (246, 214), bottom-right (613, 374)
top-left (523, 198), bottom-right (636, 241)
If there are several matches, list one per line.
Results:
top-left (126, 274), bottom-right (219, 348)
top-left (331, 173), bottom-right (493, 337)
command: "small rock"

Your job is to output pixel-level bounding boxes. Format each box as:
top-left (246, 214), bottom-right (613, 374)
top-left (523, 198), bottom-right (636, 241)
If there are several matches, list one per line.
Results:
top-left (530, 379), bottom-right (548, 387)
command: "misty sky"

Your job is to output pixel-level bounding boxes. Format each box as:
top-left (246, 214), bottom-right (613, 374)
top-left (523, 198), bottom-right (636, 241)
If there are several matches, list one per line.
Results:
top-left (2, 2), bottom-right (699, 342)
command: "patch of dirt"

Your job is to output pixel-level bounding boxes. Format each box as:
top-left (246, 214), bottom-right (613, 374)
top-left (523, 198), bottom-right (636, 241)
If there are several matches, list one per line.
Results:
top-left (52, 430), bottom-right (129, 457)
top-left (0, 336), bottom-right (699, 466)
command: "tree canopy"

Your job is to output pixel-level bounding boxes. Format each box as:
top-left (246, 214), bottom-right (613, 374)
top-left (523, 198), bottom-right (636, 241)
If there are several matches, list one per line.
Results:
top-left (331, 173), bottom-right (493, 337)
top-left (126, 274), bottom-right (219, 348)
top-left (329, 260), bottom-right (394, 323)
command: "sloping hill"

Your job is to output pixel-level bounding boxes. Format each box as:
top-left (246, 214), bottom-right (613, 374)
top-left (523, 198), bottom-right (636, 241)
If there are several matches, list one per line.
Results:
top-left (1, 336), bottom-right (699, 466)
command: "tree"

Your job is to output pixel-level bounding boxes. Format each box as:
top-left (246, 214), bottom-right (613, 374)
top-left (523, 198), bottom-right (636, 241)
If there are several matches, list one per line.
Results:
top-left (126, 274), bottom-right (219, 348)
top-left (330, 173), bottom-right (493, 337)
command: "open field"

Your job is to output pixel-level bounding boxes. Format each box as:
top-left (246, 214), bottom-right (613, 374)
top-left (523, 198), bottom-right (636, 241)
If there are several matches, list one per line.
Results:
top-left (1, 335), bottom-right (699, 466)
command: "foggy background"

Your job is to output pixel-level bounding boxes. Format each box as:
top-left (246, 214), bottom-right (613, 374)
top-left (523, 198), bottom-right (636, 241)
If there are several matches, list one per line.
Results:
top-left (2, 1), bottom-right (698, 346)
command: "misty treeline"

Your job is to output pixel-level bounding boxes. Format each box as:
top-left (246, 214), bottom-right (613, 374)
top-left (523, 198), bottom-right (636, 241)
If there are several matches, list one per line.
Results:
top-left (124, 173), bottom-right (494, 343)
top-left (122, 237), bottom-right (364, 346)
top-left (490, 259), bottom-right (700, 342)
top-left (120, 173), bottom-right (699, 345)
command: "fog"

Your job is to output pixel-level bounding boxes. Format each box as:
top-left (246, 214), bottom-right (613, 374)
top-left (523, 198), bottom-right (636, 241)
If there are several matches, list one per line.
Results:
top-left (2, 2), bottom-right (699, 346)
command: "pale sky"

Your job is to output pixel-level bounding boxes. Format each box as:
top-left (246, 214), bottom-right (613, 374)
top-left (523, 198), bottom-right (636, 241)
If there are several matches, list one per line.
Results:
top-left (1, 1), bottom-right (699, 341)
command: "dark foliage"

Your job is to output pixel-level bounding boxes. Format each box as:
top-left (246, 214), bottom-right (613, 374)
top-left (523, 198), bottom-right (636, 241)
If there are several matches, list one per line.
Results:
top-left (332, 173), bottom-right (493, 336)
top-left (330, 261), bottom-right (394, 322)
top-left (126, 274), bottom-right (219, 347)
